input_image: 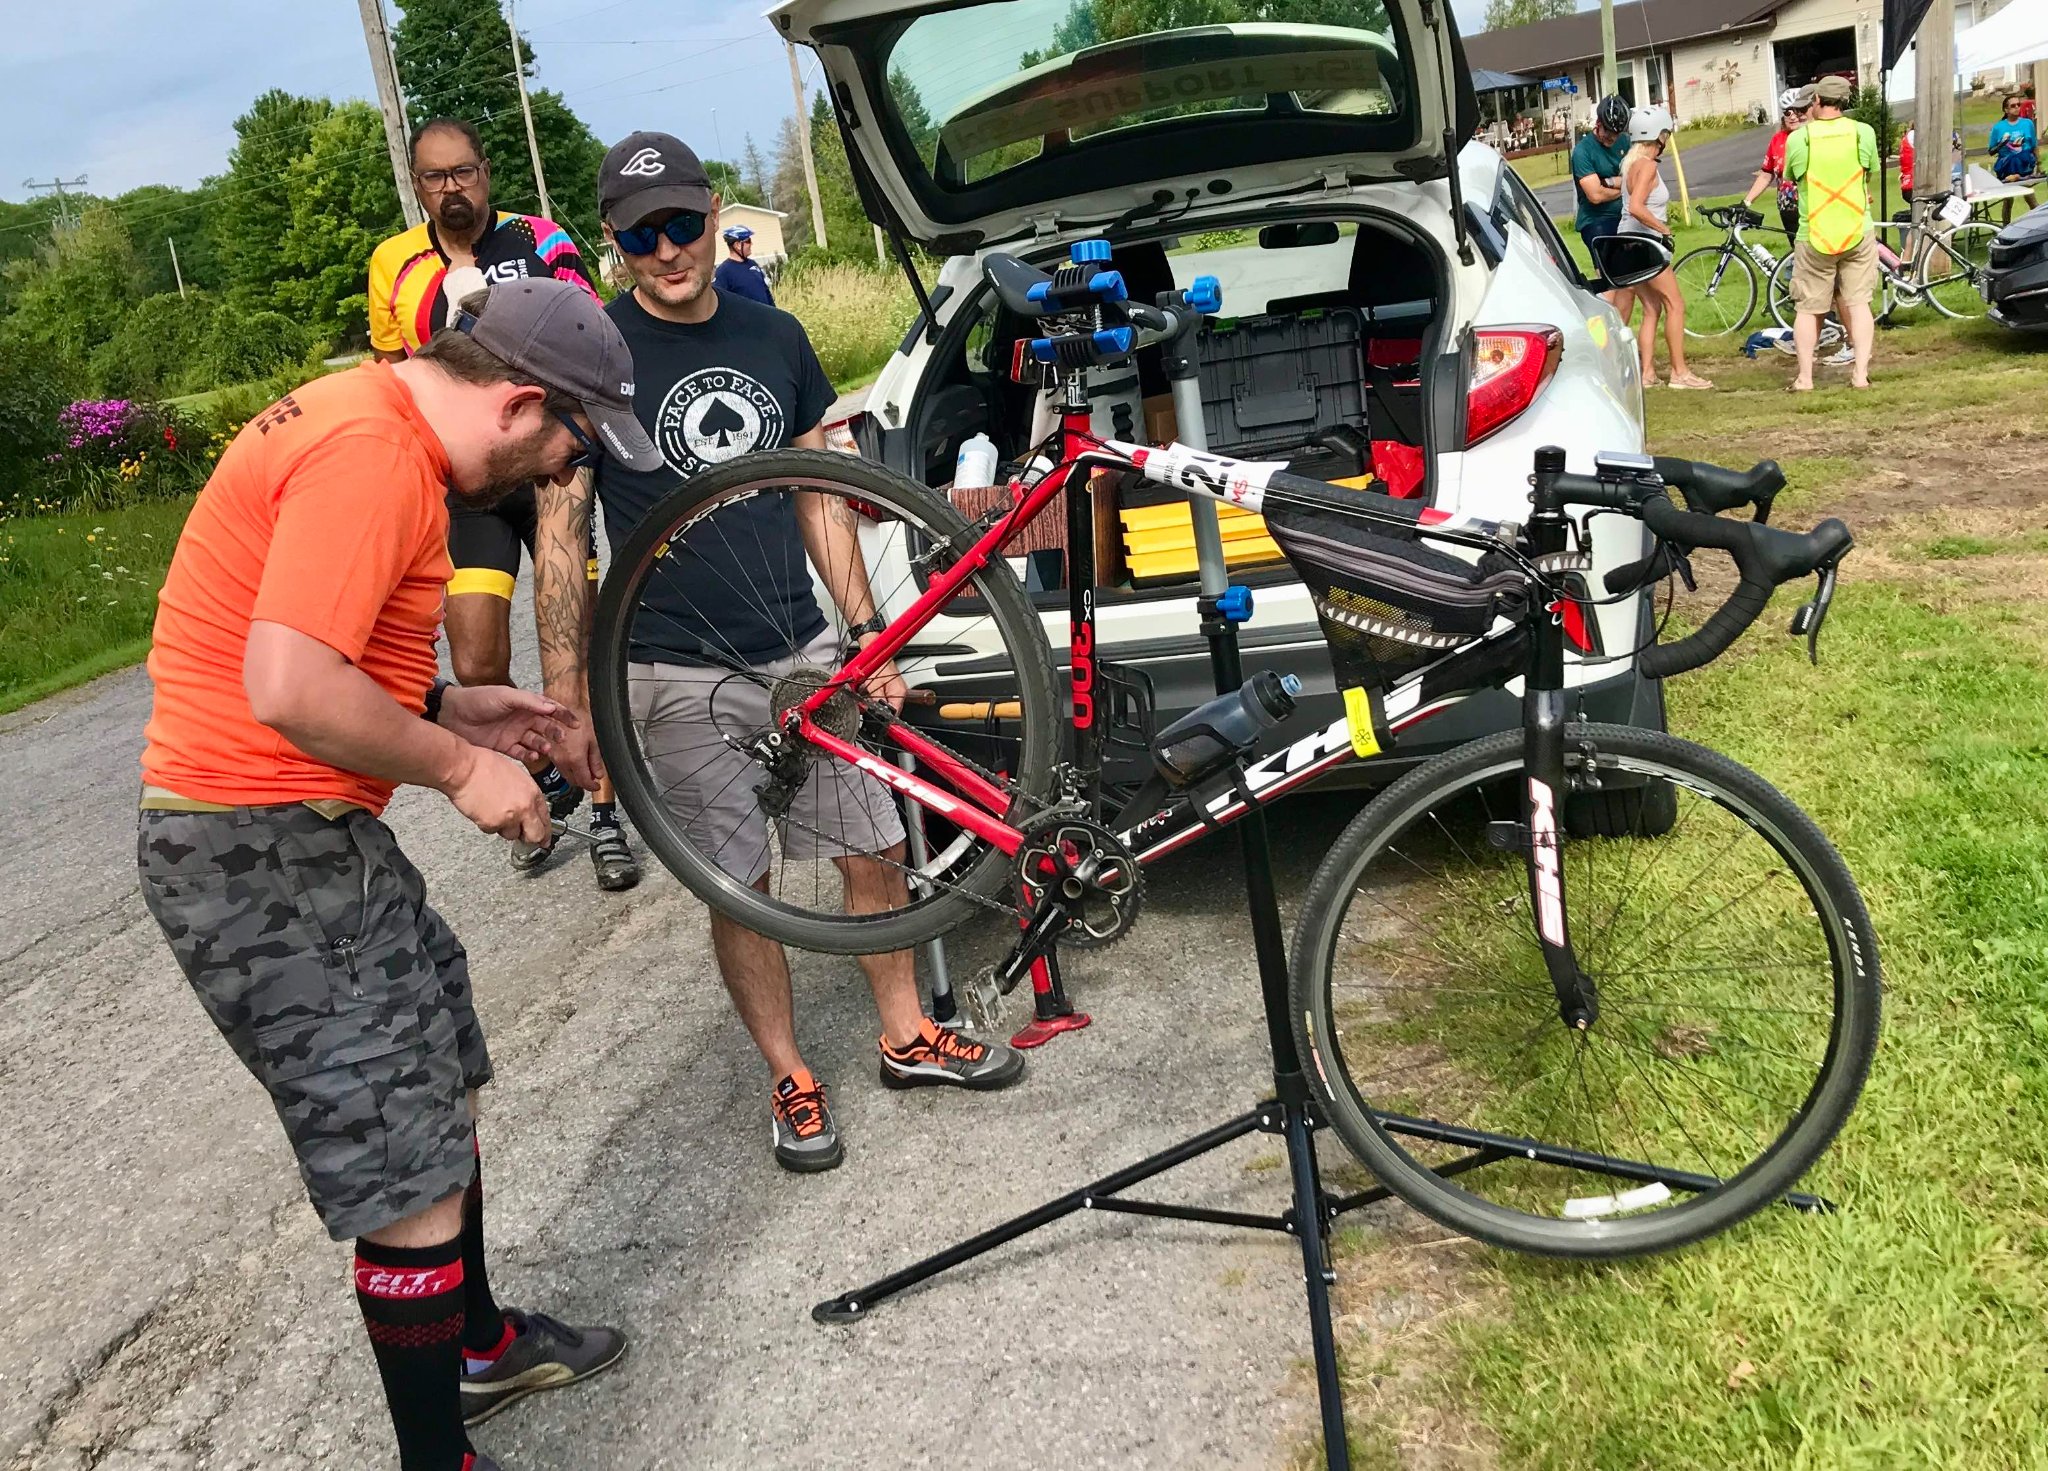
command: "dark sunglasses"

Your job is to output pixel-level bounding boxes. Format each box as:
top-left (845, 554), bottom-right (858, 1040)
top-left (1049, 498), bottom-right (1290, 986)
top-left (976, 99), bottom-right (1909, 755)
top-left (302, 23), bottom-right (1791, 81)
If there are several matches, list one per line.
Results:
top-left (555, 410), bottom-right (603, 472)
top-left (614, 212), bottom-right (707, 256)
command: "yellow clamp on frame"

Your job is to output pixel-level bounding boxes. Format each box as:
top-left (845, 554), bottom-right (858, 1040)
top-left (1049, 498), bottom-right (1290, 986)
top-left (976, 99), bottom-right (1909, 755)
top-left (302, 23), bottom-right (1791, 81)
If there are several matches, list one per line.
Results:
top-left (1342, 686), bottom-right (1391, 759)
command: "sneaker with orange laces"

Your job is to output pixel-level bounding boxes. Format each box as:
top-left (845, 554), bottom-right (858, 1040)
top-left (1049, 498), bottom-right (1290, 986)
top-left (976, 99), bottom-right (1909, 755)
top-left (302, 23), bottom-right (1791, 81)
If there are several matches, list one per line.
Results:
top-left (880, 1019), bottom-right (1026, 1091)
top-left (772, 1069), bottom-right (843, 1172)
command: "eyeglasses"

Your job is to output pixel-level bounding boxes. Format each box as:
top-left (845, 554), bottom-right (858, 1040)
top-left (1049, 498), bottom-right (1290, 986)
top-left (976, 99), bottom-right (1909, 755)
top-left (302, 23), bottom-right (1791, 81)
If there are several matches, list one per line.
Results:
top-left (614, 212), bottom-right (707, 256)
top-left (555, 410), bottom-right (603, 472)
top-left (415, 163), bottom-right (484, 191)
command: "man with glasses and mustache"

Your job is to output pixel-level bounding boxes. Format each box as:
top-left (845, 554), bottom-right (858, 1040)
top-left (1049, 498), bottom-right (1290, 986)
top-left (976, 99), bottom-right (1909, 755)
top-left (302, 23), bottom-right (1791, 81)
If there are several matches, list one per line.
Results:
top-left (368, 117), bottom-right (642, 891)
top-left (138, 279), bottom-right (662, 1471)
top-left (530, 132), bottom-right (1025, 1176)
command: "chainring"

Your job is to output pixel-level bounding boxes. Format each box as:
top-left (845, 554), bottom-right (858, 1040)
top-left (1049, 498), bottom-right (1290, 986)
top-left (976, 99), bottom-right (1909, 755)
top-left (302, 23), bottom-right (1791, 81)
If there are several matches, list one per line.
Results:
top-left (1014, 811), bottom-right (1145, 950)
top-left (768, 665), bottom-right (862, 744)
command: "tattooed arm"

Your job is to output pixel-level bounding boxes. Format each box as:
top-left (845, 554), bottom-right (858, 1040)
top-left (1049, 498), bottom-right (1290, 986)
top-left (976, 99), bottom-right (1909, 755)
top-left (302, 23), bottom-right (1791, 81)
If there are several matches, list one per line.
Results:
top-left (790, 427), bottom-right (907, 711)
top-left (532, 468), bottom-right (605, 790)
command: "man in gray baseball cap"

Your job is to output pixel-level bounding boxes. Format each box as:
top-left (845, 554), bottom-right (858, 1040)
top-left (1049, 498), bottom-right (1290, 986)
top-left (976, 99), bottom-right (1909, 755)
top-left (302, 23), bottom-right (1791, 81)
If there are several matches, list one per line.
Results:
top-left (136, 271), bottom-right (643, 1471)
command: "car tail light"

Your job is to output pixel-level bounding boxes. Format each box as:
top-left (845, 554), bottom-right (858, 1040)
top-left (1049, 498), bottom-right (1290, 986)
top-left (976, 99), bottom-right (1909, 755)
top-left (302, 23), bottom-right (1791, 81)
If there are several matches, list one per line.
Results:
top-left (1467, 327), bottom-right (1563, 447)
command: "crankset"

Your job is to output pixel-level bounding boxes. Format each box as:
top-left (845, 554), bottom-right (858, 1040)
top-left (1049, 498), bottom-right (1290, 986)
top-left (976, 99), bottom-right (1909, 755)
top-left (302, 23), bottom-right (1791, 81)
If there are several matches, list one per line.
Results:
top-left (1014, 812), bottom-right (1144, 951)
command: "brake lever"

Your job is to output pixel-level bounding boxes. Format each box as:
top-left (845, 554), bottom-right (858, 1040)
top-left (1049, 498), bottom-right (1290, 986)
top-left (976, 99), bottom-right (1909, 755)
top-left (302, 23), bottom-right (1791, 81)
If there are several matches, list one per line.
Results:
top-left (1671, 547), bottom-right (1698, 593)
top-left (1787, 560), bottom-right (1841, 665)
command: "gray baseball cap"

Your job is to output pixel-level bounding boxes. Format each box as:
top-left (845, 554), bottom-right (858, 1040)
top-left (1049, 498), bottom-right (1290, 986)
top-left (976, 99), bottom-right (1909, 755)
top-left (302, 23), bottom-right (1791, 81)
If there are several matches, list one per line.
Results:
top-left (453, 277), bottom-right (662, 473)
top-left (599, 131), bottom-right (714, 229)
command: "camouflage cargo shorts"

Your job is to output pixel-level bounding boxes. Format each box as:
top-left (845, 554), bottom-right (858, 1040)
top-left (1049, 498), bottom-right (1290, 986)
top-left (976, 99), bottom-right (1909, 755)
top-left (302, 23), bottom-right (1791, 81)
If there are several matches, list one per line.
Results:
top-left (138, 803), bottom-right (489, 1241)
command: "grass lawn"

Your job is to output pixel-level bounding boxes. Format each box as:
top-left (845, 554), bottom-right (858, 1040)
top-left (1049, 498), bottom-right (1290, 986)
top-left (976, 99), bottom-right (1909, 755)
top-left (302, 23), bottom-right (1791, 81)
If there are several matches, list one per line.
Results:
top-left (1313, 307), bottom-right (2048, 1467)
top-left (0, 498), bottom-right (190, 715)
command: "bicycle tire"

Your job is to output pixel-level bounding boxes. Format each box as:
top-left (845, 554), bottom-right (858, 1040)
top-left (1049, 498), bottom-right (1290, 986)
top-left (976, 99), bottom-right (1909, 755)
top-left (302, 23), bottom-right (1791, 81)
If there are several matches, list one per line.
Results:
top-left (1289, 723), bottom-right (1880, 1259)
top-left (1673, 247), bottom-right (1757, 337)
top-left (591, 448), bottom-right (1061, 955)
top-left (1923, 222), bottom-right (1996, 320)
top-left (1768, 251), bottom-right (1894, 333)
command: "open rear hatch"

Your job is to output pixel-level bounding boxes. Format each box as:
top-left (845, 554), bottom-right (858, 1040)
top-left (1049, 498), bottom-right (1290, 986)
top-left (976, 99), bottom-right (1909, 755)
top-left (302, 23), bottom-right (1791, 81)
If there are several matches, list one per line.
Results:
top-left (769, 0), bottom-right (1480, 254)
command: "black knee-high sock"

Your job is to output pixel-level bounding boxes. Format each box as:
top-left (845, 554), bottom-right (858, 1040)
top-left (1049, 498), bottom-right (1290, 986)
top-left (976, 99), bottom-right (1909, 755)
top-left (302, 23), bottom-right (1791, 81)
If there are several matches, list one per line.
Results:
top-left (353, 1237), bottom-right (474, 1471)
top-left (460, 1139), bottom-right (510, 1364)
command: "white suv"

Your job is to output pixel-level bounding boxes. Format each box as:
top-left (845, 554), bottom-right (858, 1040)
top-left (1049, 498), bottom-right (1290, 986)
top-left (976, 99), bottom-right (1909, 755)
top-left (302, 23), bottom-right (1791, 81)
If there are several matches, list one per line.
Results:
top-left (781, 0), bottom-right (1668, 785)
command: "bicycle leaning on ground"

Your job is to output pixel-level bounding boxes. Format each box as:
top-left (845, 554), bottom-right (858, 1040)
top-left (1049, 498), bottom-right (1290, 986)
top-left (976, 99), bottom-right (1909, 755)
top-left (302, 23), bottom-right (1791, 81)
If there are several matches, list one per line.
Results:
top-left (1768, 191), bottom-right (1999, 327)
top-left (589, 246), bottom-right (1881, 1261)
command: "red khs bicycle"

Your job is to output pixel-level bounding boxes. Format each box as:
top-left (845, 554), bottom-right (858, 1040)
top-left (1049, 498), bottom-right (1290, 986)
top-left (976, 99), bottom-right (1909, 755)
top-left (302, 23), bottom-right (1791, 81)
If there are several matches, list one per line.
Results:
top-left (591, 242), bottom-right (1878, 1258)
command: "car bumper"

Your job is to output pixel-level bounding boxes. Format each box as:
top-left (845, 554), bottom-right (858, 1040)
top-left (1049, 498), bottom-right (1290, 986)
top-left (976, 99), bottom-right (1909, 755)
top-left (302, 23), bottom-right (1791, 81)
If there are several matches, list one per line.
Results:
top-left (1983, 260), bottom-right (2048, 330)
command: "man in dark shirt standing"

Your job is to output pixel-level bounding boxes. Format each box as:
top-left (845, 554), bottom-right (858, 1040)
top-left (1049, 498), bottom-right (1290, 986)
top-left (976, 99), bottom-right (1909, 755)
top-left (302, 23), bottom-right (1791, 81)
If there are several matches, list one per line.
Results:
top-left (534, 133), bottom-right (1023, 1175)
top-left (712, 224), bottom-right (775, 306)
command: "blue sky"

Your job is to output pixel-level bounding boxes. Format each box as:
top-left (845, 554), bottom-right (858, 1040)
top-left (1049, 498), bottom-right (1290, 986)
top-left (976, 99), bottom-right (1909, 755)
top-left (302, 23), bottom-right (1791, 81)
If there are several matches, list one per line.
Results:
top-left (3, 0), bottom-right (1502, 202)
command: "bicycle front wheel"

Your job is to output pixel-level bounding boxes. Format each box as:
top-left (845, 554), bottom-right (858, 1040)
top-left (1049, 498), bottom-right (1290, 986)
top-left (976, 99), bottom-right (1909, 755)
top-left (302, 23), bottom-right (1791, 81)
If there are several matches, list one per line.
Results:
top-left (1673, 247), bottom-right (1756, 337)
top-left (1290, 724), bottom-right (1879, 1259)
top-left (1923, 222), bottom-right (1997, 319)
top-left (591, 449), bottom-right (1061, 955)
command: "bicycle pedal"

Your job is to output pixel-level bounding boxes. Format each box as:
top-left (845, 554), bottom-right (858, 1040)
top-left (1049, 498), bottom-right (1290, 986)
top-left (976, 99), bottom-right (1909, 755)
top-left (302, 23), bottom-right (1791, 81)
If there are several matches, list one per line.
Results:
top-left (965, 969), bottom-right (1004, 1032)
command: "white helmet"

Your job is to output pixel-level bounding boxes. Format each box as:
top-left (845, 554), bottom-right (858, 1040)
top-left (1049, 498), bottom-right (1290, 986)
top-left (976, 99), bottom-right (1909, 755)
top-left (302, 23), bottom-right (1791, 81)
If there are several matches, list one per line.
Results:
top-left (1779, 87), bottom-right (1808, 113)
top-left (1628, 105), bottom-right (1674, 144)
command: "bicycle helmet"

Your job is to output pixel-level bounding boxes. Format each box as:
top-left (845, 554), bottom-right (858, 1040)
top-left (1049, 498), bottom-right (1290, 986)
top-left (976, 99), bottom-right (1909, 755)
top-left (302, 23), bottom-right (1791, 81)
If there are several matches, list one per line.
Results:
top-left (721, 224), bottom-right (753, 243)
top-left (1595, 94), bottom-right (1631, 134)
top-left (1779, 86), bottom-right (1810, 114)
top-left (1628, 105), bottom-right (1674, 144)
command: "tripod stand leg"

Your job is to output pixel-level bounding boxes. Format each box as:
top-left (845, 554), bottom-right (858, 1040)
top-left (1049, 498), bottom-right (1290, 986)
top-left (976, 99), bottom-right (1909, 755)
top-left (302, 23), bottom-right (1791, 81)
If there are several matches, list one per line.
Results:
top-left (1283, 1098), bottom-right (1351, 1471)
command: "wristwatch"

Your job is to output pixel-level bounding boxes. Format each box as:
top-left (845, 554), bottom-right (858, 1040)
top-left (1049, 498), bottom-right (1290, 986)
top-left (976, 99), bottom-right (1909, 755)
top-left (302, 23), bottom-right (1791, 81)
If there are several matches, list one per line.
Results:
top-left (850, 613), bottom-right (888, 639)
top-left (423, 677), bottom-right (451, 724)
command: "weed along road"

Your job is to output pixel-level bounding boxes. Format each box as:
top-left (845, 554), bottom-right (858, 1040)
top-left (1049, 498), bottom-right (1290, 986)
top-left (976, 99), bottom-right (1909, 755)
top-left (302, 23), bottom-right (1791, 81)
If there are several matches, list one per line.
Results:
top-left (0, 600), bottom-right (1376, 1471)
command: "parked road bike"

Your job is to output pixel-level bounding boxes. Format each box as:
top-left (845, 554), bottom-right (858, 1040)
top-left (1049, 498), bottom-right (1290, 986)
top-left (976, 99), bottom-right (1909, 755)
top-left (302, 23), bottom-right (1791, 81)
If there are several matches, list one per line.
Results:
top-left (1768, 192), bottom-right (1997, 327)
top-left (1673, 206), bottom-right (1790, 338)
top-left (592, 244), bottom-right (1879, 1259)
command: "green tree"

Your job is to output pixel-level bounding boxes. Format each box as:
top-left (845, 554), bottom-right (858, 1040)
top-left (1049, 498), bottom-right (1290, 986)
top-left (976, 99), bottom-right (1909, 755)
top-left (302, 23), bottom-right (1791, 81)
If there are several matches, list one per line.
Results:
top-left (213, 90), bottom-right (334, 311)
top-left (89, 290), bottom-right (220, 398)
top-left (276, 102), bottom-right (405, 342)
top-left (393, 0), bottom-right (609, 242)
top-left (1482, 0), bottom-right (1573, 28)
top-left (1, 205), bottom-right (147, 367)
top-left (888, 68), bottom-right (939, 163)
top-left (706, 159), bottom-right (762, 207)
top-left (806, 91), bottom-right (875, 260)
top-left (741, 136), bottom-right (772, 205)
top-left (113, 183), bottom-right (224, 298)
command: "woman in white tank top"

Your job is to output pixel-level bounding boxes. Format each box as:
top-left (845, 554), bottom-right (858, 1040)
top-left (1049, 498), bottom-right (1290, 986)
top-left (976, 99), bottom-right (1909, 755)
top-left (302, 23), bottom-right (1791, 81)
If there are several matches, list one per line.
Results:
top-left (1621, 107), bottom-right (1713, 390)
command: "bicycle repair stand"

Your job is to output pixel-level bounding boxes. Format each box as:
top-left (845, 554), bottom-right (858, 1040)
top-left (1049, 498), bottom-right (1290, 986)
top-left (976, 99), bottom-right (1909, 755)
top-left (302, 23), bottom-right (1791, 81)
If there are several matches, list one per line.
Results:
top-left (815, 303), bottom-right (1362, 1469)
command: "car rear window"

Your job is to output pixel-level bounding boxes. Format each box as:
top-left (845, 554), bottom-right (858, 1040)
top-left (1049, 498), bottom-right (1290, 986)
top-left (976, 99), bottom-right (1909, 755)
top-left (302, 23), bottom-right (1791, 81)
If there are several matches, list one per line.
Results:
top-left (876, 0), bottom-right (1414, 191)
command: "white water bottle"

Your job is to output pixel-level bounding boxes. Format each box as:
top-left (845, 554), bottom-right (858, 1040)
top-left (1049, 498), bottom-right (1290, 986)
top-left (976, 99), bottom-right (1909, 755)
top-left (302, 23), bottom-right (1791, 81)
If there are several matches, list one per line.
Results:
top-left (953, 432), bottom-right (998, 492)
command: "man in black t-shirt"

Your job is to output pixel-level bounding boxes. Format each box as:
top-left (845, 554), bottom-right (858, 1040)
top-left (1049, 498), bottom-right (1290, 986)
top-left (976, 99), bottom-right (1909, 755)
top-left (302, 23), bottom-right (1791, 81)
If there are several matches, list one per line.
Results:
top-left (535, 132), bottom-right (1023, 1174)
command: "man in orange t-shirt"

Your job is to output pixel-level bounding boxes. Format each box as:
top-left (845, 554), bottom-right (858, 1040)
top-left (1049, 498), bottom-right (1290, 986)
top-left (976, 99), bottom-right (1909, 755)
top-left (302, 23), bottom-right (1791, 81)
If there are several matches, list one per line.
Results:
top-left (137, 278), bottom-right (661, 1471)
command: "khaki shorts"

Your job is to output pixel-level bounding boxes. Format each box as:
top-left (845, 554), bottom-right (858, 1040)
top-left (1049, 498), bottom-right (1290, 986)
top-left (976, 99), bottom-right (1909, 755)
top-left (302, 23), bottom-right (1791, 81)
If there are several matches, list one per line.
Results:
top-left (629, 629), bottom-right (906, 885)
top-left (1791, 234), bottom-right (1880, 315)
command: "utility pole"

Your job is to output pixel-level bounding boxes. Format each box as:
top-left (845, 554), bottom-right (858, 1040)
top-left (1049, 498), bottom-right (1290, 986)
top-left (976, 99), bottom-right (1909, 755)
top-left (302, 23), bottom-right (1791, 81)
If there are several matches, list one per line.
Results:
top-left (22, 175), bottom-right (87, 232)
top-left (356, 0), bottom-right (422, 228)
top-left (168, 237), bottom-right (187, 299)
top-left (505, 2), bottom-right (555, 222)
top-left (1913, 0), bottom-right (1956, 227)
top-left (786, 39), bottom-right (829, 252)
top-left (1600, 0), bottom-right (1618, 103)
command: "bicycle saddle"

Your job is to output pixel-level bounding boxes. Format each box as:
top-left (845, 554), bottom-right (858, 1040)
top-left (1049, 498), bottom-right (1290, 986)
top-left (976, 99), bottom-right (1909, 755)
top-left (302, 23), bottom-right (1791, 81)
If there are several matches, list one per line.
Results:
top-left (1653, 457), bottom-right (1785, 518)
top-left (985, 253), bottom-right (1056, 316)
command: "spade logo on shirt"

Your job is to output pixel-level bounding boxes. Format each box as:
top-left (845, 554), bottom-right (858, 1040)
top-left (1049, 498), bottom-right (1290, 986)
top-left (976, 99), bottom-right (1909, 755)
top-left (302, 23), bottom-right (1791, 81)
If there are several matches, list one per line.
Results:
top-left (653, 368), bottom-right (787, 475)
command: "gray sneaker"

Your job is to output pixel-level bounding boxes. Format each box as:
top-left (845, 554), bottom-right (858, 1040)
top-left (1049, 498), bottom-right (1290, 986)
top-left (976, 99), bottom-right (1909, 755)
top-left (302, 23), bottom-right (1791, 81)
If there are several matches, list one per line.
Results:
top-left (880, 1020), bottom-right (1026, 1091)
top-left (460, 1309), bottom-right (627, 1426)
top-left (772, 1070), bottom-right (844, 1172)
top-left (1822, 344), bottom-right (1857, 367)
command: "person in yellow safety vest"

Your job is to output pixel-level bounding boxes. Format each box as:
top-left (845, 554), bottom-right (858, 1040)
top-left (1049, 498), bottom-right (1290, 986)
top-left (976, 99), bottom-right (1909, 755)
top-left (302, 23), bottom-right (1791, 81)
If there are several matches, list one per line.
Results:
top-left (1784, 74), bottom-right (1880, 392)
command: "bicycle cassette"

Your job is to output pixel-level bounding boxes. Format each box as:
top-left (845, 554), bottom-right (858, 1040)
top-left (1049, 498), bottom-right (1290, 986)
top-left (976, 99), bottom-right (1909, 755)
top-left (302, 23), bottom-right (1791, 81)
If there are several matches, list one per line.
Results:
top-left (1014, 812), bottom-right (1144, 949)
top-left (768, 665), bottom-right (862, 744)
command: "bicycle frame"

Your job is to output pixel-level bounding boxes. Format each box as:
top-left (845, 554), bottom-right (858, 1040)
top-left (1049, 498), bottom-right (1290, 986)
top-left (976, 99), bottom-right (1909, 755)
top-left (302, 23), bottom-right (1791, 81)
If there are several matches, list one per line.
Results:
top-left (789, 398), bottom-right (1546, 874)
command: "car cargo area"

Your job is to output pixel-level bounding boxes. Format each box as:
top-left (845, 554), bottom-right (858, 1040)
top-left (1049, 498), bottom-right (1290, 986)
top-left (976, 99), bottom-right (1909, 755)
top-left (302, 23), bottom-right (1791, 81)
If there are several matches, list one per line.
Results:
top-left (913, 218), bottom-right (1446, 604)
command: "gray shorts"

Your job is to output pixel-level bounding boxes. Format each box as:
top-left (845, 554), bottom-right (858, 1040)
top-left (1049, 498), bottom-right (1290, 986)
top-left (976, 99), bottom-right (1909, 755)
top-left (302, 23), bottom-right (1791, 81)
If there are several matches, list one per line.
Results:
top-left (629, 630), bottom-right (906, 885)
top-left (138, 804), bottom-right (486, 1241)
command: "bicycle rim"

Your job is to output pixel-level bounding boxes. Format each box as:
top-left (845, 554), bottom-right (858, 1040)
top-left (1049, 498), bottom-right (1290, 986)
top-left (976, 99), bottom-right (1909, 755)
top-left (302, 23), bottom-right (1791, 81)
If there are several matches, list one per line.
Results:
top-left (1292, 725), bottom-right (1879, 1258)
top-left (1674, 248), bottom-right (1756, 337)
top-left (1924, 224), bottom-right (1995, 319)
top-left (592, 449), bottom-right (1060, 955)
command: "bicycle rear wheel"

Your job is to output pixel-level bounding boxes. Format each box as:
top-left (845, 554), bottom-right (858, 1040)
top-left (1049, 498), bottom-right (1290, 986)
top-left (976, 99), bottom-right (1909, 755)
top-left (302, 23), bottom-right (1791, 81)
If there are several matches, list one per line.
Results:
top-left (1673, 247), bottom-right (1756, 337)
top-left (591, 449), bottom-right (1061, 955)
top-left (1768, 252), bottom-right (1893, 334)
top-left (1923, 222), bottom-right (1996, 319)
top-left (1290, 724), bottom-right (1879, 1259)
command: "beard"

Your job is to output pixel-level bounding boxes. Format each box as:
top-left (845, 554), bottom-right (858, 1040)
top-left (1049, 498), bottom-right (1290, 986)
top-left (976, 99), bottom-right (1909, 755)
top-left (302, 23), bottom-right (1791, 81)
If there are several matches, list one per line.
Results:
top-left (629, 255), bottom-right (709, 312)
top-left (451, 420), bottom-right (559, 509)
top-left (437, 194), bottom-right (480, 234)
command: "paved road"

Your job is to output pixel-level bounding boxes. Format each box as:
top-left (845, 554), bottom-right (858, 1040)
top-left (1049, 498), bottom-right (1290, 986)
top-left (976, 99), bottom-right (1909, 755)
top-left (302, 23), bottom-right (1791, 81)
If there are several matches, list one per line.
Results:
top-left (1535, 124), bottom-right (1775, 219)
top-left (0, 607), bottom-right (1378, 1470)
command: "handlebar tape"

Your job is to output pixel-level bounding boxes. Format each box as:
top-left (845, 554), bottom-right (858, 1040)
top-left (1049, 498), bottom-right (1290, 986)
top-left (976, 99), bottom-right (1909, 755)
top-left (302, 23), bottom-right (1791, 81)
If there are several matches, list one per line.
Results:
top-left (1652, 456), bottom-right (1784, 518)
